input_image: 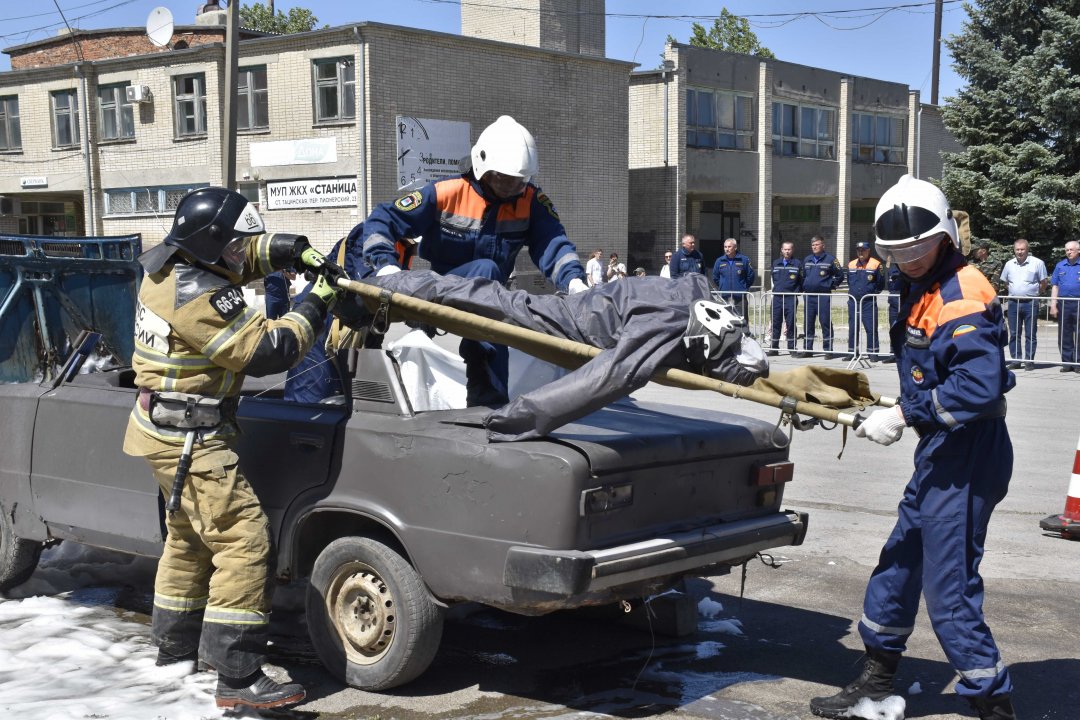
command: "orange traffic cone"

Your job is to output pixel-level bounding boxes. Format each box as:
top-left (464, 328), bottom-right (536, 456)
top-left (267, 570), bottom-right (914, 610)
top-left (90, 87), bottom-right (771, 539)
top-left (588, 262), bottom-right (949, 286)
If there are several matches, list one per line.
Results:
top-left (1040, 432), bottom-right (1080, 540)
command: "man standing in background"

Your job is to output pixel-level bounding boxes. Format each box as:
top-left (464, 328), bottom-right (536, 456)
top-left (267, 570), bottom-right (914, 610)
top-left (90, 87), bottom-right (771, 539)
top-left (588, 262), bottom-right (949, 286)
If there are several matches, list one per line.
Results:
top-left (712, 237), bottom-right (755, 319)
top-left (669, 234), bottom-right (704, 279)
top-left (768, 241), bottom-right (802, 356)
top-left (1049, 240), bottom-right (1080, 371)
top-left (800, 235), bottom-right (844, 358)
top-left (999, 238), bottom-right (1047, 371)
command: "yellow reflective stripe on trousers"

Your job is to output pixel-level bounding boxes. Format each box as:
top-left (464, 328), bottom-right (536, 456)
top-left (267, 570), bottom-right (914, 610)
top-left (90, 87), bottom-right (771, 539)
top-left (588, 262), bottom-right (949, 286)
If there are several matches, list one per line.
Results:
top-left (203, 607), bottom-right (269, 626)
top-left (154, 592), bottom-right (209, 613)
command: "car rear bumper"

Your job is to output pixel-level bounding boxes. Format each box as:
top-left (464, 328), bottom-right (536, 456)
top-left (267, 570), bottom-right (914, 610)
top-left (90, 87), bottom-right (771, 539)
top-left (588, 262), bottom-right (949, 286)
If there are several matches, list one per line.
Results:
top-left (502, 510), bottom-right (808, 596)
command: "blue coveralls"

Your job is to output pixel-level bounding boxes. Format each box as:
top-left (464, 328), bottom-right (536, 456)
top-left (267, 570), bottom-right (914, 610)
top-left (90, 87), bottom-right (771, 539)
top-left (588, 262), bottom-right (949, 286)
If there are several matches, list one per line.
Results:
top-left (712, 253), bottom-right (755, 319)
top-left (1051, 257), bottom-right (1080, 365)
top-left (847, 256), bottom-right (885, 356)
top-left (284, 225), bottom-right (376, 404)
top-left (862, 252), bottom-right (1015, 701)
top-left (263, 271), bottom-right (291, 320)
top-left (362, 174), bottom-right (586, 406)
top-left (770, 257), bottom-right (802, 350)
top-left (669, 247), bottom-right (704, 279)
top-left (801, 252), bottom-right (843, 351)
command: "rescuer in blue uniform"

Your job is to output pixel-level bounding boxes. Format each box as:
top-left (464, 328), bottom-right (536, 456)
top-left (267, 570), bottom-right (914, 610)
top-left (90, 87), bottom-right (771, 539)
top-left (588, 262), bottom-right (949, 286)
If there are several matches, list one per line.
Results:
top-left (847, 241), bottom-right (886, 359)
top-left (1050, 239), bottom-right (1080, 370)
top-left (800, 235), bottom-right (844, 357)
top-left (669, 233), bottom-right (705, 279)
top-left (768, 241), bottom-right (802, 355)
top-left (882, 262), bottom-right (902, 363)
top-left (811, 175), bottom-right (1017, 720)
top-left (711, 237), bottom-right (755, 319)
top-left (361, 116), bottom-right (587, 406)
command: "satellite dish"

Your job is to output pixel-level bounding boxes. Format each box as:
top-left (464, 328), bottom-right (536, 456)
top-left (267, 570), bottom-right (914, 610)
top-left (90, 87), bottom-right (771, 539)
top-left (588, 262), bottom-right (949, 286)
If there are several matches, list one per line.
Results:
top-left (146, 7), bottom-right (174, 48)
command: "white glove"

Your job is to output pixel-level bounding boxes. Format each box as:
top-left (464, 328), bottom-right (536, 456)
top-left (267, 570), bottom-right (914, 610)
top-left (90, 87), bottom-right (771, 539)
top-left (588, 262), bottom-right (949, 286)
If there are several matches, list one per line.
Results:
top-left (568, 278), bottom-right (588, 294)
top-left (854, 406), bottom-right (906, 446)
top-left (376, 264), bottom-right (402, 277)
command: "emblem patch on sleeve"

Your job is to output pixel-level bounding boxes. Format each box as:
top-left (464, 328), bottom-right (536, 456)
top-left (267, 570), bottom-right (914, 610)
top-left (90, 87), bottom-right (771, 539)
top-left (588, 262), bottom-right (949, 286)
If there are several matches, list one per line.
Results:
top-left (210, 287), bottom-right (247, 320)
top-left (394, 191), bottom-right (423, 212)
top-left (536, 192), bottom-right (560, 220)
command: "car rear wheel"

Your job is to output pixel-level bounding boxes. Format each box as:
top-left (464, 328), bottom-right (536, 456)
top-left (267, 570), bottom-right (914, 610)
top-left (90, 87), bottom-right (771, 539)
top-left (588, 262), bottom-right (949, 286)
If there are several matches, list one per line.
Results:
top-left (307, 536), bottom-right (444, 690)
top-left (0, 506), bottom-right (42, 591)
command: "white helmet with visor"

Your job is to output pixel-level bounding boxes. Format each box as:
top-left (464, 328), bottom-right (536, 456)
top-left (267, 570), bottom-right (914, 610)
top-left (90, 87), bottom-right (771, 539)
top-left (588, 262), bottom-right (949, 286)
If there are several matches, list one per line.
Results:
top-left (471, 116), bottom-right (539, 196)
top-left (873, 174), bottom-right (958, 264)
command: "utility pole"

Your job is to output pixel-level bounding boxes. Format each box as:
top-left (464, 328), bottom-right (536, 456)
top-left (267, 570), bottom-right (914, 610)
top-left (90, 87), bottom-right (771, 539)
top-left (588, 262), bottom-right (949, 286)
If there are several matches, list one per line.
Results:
top-left (931, 0), bottom-right (942, 105)
top-left (222, 0), bottom-right (240, 188)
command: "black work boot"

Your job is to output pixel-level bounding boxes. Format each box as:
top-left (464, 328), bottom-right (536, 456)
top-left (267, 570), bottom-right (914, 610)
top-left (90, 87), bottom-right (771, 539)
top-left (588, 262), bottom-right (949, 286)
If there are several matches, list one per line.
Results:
top-left (969, 694), bottom-right (1016, 720)
top-left (215, 670), bottom-right (305, 710)
top-left (810, 647), bottom-right (902, 719)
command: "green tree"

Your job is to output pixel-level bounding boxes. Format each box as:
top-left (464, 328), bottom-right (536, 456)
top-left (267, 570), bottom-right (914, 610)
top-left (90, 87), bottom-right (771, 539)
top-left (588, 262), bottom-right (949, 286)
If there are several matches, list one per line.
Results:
top-left (240, 2), bottom-right (323, 34)
top-left (667, 8), bottom-right (775, 58)
top-left (940, 0), bottom-right (1080, 257)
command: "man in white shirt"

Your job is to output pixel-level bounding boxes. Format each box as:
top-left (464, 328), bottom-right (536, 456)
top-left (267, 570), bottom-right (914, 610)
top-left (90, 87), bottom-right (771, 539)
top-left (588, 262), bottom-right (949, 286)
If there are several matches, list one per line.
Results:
top-left (998, 238), bottom-right (1048, 370)
top-left (586, 248), bottom-right (605, 286)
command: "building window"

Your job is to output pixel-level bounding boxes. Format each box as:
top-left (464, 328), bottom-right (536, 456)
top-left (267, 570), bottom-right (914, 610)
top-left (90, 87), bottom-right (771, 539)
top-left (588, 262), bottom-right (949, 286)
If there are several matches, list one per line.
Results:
top-left (772, 102), bottom-right (836, 159)
top-left (779, 205), bottom-right (821, 223)
top-left (237, 66), bottom-right (269, 131)
top-left (97, 84), bottom-right (135, 141)
top-left (686, 88), bottom-right (754, 150)
top-left (173, 73), bottom-right (207, 137)
top-left (851, 113), bottom-right (906, 164)
top-left (0, 96), bottom-right (20, 151)
top-left (237, 181), bottom-right (261, 207)
top-left (104, 184), bottom-right (208, 216)
top-left (51, 90), bottom-right (80, 148)
top-left (312, 57), bottom-right (355, 123)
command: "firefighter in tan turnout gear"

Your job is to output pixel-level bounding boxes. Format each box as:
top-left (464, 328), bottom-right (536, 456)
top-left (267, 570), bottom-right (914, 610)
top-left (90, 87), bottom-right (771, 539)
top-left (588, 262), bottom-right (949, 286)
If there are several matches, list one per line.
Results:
top-left (122, 187), bottom-right (343, 710)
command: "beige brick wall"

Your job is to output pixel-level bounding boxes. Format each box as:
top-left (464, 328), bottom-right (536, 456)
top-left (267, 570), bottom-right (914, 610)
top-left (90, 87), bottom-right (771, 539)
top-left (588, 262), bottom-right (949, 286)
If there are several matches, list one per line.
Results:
top-left (462, 0), bottom-right (604, 57)
top-left (918, 103), bottom-right (963, 183)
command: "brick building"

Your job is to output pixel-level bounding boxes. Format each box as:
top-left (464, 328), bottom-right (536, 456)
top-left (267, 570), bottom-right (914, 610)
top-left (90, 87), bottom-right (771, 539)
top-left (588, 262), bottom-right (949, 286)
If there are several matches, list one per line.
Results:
top-left (627, 42), bottom-right (963, 281)
top-left (0, 4), bottom-right (630, 291)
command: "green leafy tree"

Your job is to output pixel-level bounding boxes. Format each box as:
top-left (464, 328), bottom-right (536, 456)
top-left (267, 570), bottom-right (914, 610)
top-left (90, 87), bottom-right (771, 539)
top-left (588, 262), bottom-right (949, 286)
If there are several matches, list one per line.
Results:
top-left (667, 8), bottom-right (775, 58)
top-left (940, 0), bottom-right (1080, 258)
top-left (240, 2), bottom-right (323, 34)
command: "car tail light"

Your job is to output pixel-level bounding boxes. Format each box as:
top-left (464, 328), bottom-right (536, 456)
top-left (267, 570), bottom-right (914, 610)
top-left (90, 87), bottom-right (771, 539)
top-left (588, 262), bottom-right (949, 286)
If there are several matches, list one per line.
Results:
top-left (580, 483), bottom-right (633, 516)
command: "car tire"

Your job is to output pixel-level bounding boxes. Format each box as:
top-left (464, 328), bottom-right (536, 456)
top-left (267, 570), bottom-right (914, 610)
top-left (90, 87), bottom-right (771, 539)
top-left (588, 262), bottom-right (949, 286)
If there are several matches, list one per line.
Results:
top-left (0, 505), bottom-right (42, 591)
top-left (307, 536), bottom-right (444, 691)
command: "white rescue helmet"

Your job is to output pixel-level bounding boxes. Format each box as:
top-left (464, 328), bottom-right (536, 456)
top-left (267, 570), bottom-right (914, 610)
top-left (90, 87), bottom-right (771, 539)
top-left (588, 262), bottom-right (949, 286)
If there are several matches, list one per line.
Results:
top-left (873, 174), bottom-right (958, 264)
top-left (471, 115), bottom-right (539, 184)
top-left (683, 299), bottom-right (745, 370)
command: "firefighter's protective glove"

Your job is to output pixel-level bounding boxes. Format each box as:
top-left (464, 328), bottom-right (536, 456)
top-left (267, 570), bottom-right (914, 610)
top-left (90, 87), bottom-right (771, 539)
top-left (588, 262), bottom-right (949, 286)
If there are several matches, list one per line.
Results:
top-left (308, 273), bottom-right (343, 311)
top-left (376, 265), bottom-right (402, 277)
top-left (568, 278), bottom-right (588, 294)
top-left (854, 406), bottom-right (906, 446)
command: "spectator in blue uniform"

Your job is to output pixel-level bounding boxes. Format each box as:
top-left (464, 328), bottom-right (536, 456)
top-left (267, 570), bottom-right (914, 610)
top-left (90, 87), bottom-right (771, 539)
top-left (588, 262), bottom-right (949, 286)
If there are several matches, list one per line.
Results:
top-left (767, 241), bottom-right (802, 355)
top-left (812, 174), bottom-right (1017, 720)
top-left (360, 115), bottom-right (587, 406)
top-left (847, 241), bottom-right (886, 360)
top-left (712, 237), bottom-right (755, 319)
top-left (1050, 239), bottom-right (1080, 371)
top-left (263, 267), bottom-right (295, 320)
top-left (669, 234), bottom-right (705, 279)
top-left (799, 235), bottom-right (843, 358)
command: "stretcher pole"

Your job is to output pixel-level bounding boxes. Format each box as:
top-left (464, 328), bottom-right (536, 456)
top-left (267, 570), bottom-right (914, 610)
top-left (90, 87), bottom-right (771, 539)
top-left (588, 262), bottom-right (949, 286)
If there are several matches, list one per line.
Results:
top-left (338, 279), bottom-right (871, 428)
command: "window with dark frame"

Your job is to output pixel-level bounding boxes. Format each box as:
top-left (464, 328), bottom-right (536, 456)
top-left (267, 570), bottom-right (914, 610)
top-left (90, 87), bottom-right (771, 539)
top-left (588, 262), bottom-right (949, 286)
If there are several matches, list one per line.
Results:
top-left (51, 90), bottom-right (80, 148)
top-left (237, 66), bottom-right (269, 131)
top-left (104, 184), bottom-right (209, 216)
top-left (851, 112), bottom-right (906, 164)
top-left (97, 84), bottom-right (135, 141)
top-left (312, 57), bottom-right (355, 123)
top-left (173, 73), bottom-right (207, 137)
top-left (771, 102), bottom-right (836, 159)
top-left (686, 87), bottom-right (754, 150)
top-left (0, 95), bottom-right (20, 151)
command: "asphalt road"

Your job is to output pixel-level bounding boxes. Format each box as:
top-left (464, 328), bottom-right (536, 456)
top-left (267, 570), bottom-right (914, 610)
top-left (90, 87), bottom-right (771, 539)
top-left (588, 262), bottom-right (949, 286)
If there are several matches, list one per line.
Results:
top-left (269, 352), bottom-right (1080, 720)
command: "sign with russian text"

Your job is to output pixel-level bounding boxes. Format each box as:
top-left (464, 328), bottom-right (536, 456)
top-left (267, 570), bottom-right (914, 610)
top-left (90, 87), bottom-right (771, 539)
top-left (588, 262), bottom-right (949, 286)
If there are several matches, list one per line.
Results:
top-left (20, 176), bottom-right (47, 188)
top-left (395, 117), bottom-right (471, 190)
top-left (250, 138), bottom-right (337, 167)
top-left (265, 177), bottom-right (357, 210)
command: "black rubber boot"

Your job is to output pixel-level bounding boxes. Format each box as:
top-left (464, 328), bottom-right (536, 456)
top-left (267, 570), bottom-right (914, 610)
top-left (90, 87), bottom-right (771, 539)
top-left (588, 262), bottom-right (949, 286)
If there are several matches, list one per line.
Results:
top-left (156, 648), bottom-right (198, 667)
top-left (215, 670), bottom-right (305, 710)
top-left (810, 647), bottom-right (902, 719)
top-left (969, 694), bottom-right (1016, 720)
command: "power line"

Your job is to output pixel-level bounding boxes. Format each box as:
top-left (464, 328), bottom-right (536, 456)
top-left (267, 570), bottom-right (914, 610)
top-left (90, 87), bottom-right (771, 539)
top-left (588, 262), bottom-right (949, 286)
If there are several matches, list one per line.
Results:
top-left (0, 0), bottom-right (141, 43)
